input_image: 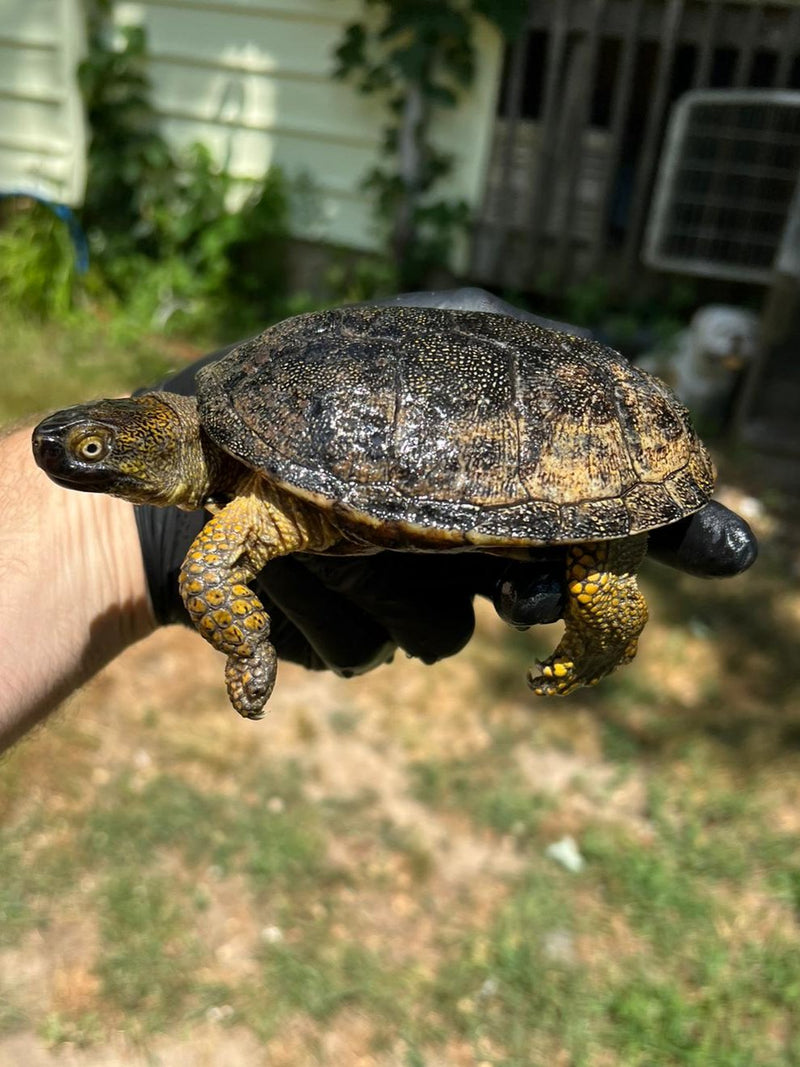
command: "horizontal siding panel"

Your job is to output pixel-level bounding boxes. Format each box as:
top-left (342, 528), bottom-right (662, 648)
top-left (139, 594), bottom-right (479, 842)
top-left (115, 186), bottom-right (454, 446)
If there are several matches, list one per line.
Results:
top-left (299, 189), bottom-right (380, 249)
top-left (431, 22), bottom-right (503, 205)
top-left (160, 114), bottom-right (378, 187)
top-left (0, 0), bottom-right (86, 204)
top-left (161, 114), bottom-right (381, 248)
top-left (144, 5), bottom-right (503, 253)
top-left (111, 1), bottom-right (503, 254)
top-left (0, 44), bottom-right (63, 101)
top-left (148, 60), bottom-right (382, 147)
top-left (130, 5), bottom-right (345, 79)
top-left (1, 0), bottom-right (63, 47)
top-left (0, 97), bottom-right (70, 147)
top-left (137, 0), bottom-right (362, 20)
top-left (206, 172), bottom-right (373, 248)
top-left (0, 144), bottom-right (79, 200)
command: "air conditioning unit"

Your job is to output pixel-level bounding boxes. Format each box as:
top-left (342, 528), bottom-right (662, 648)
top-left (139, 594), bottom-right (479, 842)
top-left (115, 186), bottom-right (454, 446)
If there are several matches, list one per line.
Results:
top-left (644, 90), bottom-right (800, 285)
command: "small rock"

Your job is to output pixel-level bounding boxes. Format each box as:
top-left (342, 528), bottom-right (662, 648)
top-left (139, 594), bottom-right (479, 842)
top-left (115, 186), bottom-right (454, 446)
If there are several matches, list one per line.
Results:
top-left (545, 835), bottom-right (585, 873)
top-left (205, 1004), bottom-right (234, 1023)
top-left (542, 928), bottom-right (575, 963)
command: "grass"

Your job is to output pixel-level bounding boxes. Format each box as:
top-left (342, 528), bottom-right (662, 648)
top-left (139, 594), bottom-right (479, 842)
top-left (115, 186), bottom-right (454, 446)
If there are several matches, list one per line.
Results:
top-left (81, 766), bottom-right (330, 890)
top-left (95, 869), bottom-right (204, 1031)
top-left (1, 302), bottom-right (800, 1062)
top-left (410, 750), bottom-right (551, 842)
top-left (0, 302), bottom-right (202, 424)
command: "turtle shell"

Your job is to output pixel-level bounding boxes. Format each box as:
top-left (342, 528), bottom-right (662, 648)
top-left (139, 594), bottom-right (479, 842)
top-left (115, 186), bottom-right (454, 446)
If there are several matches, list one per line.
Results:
top-left (196, 305), bottom-right (715, 546)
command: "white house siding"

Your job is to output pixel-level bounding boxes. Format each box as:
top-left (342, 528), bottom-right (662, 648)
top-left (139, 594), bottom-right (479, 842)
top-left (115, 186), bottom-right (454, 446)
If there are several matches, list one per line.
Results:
top-left (112, 0), bottom-right (503, 254)
top-left (0, 0), bottom-right (87, 205)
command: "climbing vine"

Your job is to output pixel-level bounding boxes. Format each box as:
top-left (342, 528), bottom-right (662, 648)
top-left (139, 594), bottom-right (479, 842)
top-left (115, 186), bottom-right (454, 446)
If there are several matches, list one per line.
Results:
top-left (77, 7), bottom-right (295, 335)
top-left (332, 0), bottom-right (526, 287)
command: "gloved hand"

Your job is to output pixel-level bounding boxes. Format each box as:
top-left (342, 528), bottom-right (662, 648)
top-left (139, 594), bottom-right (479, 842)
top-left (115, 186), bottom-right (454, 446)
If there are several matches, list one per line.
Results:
top-left (134, 288), bottom-right (757, 674)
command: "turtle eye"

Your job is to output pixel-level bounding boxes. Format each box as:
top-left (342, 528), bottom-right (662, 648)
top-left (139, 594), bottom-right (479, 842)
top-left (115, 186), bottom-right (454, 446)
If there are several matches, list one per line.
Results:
top-left (76, 433), bottom-right (110, 462)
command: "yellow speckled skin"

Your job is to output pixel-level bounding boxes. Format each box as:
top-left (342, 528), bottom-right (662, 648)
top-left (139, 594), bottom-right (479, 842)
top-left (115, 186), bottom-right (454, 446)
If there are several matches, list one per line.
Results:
top-left (529, 535), bottom-right (648, 695)
top-left (179, 476), bottom-right (339, 717)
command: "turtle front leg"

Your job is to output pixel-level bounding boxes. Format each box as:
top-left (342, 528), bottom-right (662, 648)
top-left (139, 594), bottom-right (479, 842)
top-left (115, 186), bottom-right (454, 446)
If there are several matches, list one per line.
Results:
top-left (528, 535), bottom-right (648, 696)
top-left (179, 481), bottom-right (340, 718)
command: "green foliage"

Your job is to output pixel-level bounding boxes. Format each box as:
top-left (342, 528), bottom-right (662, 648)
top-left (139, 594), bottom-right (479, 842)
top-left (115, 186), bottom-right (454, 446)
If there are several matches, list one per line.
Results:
top-left (78, 20), bottom-right (176, 265)
top-left (0, 8), bottom-right (298, 337)
top-left (0, 819), bottom-right (82, 949)
top-left (0, 994), bottom-right (27, 1038)
top-left (427, 870), bottom-right (594, 1063)
top-left (254, 922), bottom-right (409, 1032)
top-left (94, 145), bottom-right (295, 337)
top-left (0, 201), bottom-right (78, 319)
top-left (82, 770), bottom-right (330, 891)
top-left (411, 754), bottom-right (549, 841)
top-left (333, 0), bottom-right (526, 287)
top-left (0, 302), bottom-right (174, 423)
top-left (95, 871), bottom-right (202, 1028)
top-left (325, 252), bottom-right (401, 303)
top-left (38, 1011), bottom-right (103, 1049)
top-left (77, 13), bottom-right (296, 336)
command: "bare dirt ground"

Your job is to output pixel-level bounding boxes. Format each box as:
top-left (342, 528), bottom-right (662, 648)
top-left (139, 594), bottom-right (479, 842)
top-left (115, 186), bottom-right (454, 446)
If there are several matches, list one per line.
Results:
top-left (2, 486), bottom-right (799, 1066)
top-left (3, 609), bottom-right (549, 1066)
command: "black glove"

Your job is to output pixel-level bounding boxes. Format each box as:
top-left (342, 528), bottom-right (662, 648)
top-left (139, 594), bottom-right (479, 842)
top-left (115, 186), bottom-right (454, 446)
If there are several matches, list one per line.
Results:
top-left (134, 288), bottom-right (757, 672)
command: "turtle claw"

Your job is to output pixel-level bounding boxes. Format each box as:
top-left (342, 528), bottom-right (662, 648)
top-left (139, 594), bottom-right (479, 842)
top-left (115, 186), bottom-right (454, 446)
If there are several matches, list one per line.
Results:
top-left (527, 659), bottom-right (582, 697)
top-left (526, 536), bottom-right (649, 699)
top-left (225, 644), bottom-right (277, 719)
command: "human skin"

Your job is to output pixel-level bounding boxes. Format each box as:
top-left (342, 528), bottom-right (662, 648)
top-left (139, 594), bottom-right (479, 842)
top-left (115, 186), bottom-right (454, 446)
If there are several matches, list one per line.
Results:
top-left (0, 426), bottom-right (154, 753)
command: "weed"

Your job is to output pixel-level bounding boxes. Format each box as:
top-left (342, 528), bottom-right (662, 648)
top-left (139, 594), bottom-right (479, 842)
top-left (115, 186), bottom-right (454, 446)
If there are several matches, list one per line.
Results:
top-left (0, 992), bottom-right (27, 1037)
top-left (582, 823), bottom-right (715, 953)
top-left (0, 200), bottom-right (78, 319)
top-left (379, 820), bottom-right (435, 882)
top-left (38, 1011), bottom-right (103, 1049)
top-left (95, 870), bottom-right (203, 1031)
top-left (82, 769), bottom-right (331, 891)
top-left (0, 303), bottom-right (175, 424)
top-left (426, 868), bottom-right (593, 1064)
top-left (411, 753), bottom-right (550, 842)
top-left (242, 909), bottom-right (418, 1043)
top-left (328, 708), bottom-right (362, 735)
top-left (0, 822), bottom-right (80, 948)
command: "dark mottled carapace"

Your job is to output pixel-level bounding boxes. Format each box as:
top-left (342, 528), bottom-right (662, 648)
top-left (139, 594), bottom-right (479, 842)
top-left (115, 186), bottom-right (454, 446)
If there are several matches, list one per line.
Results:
top-left (196, 306), bottom-right (715, 545)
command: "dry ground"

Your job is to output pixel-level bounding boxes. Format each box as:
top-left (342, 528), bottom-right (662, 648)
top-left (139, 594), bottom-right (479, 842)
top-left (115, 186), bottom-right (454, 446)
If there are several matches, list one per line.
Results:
top-left (2, 480), bottom-right (800, 1066)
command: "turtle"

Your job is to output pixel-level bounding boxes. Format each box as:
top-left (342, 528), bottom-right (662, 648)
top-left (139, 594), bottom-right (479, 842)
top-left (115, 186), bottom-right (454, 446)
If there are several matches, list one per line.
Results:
top-left (32, 304), bottom-right (715, 719)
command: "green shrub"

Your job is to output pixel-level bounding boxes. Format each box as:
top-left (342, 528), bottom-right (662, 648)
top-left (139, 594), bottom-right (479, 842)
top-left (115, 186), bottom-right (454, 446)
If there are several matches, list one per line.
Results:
top-left (0, 200), bottom-right (78, 320)
top-left (0, 14), bottom-right (301, 339)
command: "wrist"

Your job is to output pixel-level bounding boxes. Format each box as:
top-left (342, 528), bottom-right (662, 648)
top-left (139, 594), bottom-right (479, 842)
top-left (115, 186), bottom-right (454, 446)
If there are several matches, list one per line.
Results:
top-left (0, 426), bottom-right (155, 750)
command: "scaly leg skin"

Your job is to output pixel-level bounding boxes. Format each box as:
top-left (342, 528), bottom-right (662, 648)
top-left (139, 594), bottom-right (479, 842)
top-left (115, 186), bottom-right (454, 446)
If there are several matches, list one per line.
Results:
top-left (179, 479), bottom-right (339, 718)
top-left (528, 534), bottom-right (649, 696)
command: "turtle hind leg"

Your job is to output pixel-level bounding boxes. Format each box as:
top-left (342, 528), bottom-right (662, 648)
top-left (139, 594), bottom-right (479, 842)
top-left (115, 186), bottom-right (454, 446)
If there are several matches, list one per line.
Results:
top-left (528, 535), bottom-right (648, 697)
top-left (179, 479), bottom-right (339, 719)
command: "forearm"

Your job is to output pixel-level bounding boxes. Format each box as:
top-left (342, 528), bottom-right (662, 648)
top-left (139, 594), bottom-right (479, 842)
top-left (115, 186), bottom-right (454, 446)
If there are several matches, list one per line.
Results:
top-left (0, 426), bottom-right (155, 752)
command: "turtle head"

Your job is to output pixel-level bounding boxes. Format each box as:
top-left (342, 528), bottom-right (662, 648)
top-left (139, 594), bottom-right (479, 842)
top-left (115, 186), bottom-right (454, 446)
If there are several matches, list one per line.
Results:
top-left (32, 392), bottom-right (228, 510)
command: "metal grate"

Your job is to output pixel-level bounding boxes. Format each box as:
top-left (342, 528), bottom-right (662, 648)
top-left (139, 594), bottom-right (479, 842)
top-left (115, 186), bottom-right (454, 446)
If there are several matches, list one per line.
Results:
top-left (645, 89), bottom-right (800, 283)
top-left (470, 0), bottom-right (800, 292)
